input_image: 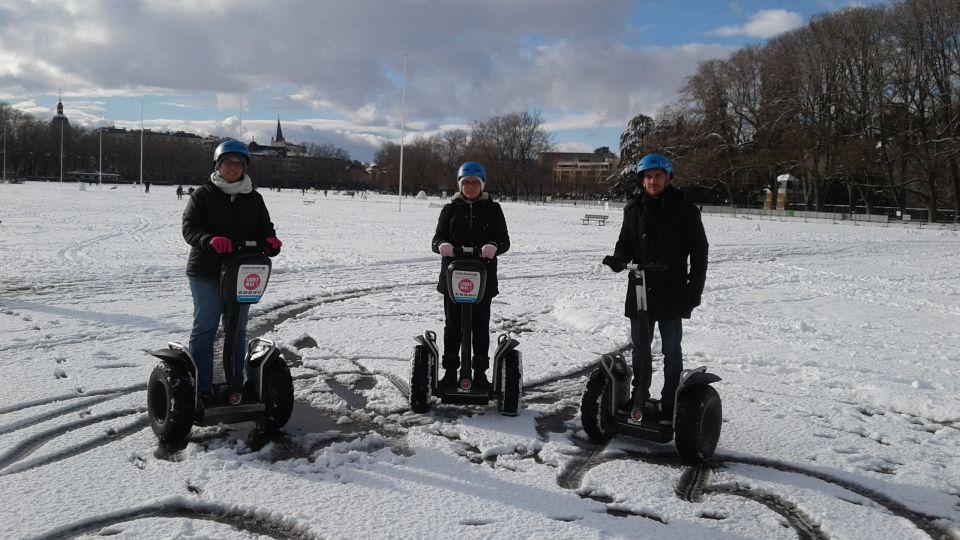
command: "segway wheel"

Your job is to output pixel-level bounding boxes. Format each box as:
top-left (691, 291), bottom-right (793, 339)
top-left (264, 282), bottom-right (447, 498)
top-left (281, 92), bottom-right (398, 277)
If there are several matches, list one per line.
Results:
top-left (580, 368), bottom-right (613, 442)
top-left (409, 345), bottom-right (432, 413)
top-left (675, 385), bottom-right (722, 463)
top-left (256, 359), bottom-right (294, 432)
top-left (147, 362), bottom-right (195, 443)
top-left (497, 350), bottom-right (522, 416)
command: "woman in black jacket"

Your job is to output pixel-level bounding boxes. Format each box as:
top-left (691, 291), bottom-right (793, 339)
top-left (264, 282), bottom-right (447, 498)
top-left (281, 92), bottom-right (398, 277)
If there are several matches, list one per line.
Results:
top-left (182, 140), bottom-right (282, 400)
top-left (431, 162), bottom-right (510, 388)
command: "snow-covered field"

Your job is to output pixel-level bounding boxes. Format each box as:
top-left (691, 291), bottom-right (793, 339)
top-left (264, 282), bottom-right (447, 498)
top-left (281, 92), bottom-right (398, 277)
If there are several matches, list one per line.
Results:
top-left (1, 181), bottom-right (959, 539)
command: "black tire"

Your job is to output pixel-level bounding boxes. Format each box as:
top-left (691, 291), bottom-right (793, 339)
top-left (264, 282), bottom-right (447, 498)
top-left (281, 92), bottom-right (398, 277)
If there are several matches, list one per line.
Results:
top-left (409, 345), bottom-right (432, 413)
top-left (147, 362), bottom-right (195, 443)
top-left (256, 359), bottom-right (294, 432)
top-left (497, 350), bottom-right (522, 416)
top-left (580, 368), bottom-right (613, 442)
top-left (675, 384), bottom-right (722, 463)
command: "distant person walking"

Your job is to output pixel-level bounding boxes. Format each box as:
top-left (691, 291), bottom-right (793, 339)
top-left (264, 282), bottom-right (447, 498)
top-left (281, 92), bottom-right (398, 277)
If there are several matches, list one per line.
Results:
top-left (182, 140), bottom-right (283, 400)
top-left (144, 181), bottom-right (151, 193)
top-left (176, 185), bottom-right (184, 200)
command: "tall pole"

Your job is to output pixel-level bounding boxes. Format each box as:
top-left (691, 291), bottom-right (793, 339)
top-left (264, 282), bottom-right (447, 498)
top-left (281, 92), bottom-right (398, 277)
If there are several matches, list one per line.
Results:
top-left (2, 122), bottom-right (6, 181)
top-left (139, 98), bottom-right (143, 187)
top-left (59, 120), bottom-right (63, 183)
top-left (398, 54), bottom-right (406, 212)
top-left (98, 127), bottom-right (103, 187)
top-left (239, 82), bottom-right (244, 137)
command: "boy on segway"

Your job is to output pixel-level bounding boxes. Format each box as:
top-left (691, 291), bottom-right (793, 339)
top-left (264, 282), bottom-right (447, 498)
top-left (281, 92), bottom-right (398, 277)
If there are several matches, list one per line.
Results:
top-left (432, 162), bottom-right (510, 389)
top-left (603, 153), bottom-right (708, 423)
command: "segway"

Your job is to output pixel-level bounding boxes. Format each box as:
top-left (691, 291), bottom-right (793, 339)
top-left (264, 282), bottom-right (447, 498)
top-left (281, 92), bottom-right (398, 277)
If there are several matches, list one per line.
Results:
top-left (410, 246), bottom-right (522, 416)
top-left (580, 260), bottom-right (722, 463)
top-left (146, 240), bottom-right (294, 444)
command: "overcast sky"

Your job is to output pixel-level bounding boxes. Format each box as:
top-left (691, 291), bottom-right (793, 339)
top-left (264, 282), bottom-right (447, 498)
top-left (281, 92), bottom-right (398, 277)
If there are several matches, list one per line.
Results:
top-left (0, 0), bottom-right (886, 162)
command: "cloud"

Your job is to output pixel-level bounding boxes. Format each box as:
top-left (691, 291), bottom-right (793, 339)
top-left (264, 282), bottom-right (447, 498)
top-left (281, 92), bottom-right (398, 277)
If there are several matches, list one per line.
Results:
top-left (0, 1), bottom-right (737, 160)
top-left (709, 9), bottom-right (803, 39)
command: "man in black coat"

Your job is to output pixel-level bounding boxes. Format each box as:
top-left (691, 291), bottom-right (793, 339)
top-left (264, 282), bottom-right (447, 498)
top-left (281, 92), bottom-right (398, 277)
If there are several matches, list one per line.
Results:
top-left (432, 162), bottom-right (510, 388)
top-left (606, 153), bottom-right (708, 420)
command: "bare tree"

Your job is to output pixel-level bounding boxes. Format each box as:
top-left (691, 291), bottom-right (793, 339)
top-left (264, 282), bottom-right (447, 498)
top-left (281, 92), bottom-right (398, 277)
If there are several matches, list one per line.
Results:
top-left (470, 111), bottom-right (553, 199)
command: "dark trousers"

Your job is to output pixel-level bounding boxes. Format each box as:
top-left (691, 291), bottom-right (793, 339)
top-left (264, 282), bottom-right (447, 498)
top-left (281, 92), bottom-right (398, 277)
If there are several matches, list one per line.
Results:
top-left (630, 317), bottom-right (683, 406)
top-left (442, 295), bottom-right (492, 370)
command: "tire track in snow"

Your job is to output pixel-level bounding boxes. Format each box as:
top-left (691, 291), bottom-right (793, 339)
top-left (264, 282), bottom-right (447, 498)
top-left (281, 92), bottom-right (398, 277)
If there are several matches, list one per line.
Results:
top-left (705, 482), bottom-right (828, 540)
top-left (0, 407), bottom-right (146, 475)
top-left (31, 499), bottom-right (317, 540)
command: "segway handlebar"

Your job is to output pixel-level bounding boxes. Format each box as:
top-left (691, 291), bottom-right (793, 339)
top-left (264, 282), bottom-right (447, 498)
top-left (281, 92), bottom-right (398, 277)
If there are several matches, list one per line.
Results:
top-left (602, 255), bottom-right (667, 274)
top-left (625, 262), bottom-right (668, 272)
top-left (217, 239), bottom-right (275, 257)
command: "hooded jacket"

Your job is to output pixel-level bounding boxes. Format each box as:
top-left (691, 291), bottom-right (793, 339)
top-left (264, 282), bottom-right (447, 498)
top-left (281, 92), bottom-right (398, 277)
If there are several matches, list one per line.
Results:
top-left (431, 193), bottom-right (510, 297)
top-left (612, 185), bottom-right (708, 320)
top-left (182, 179), bottom-right (277, 278)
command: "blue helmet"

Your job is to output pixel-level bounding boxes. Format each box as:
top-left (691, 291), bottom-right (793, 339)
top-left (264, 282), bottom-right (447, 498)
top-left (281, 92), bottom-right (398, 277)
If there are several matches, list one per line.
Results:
top-left (457, 161), bottom-right (486, 181)
top-left (457, 161), bottom-right (486, 190)
top-left (214, 139), bottom-right (251, 167)
top-left (636, 153), bottom-right (673, 178)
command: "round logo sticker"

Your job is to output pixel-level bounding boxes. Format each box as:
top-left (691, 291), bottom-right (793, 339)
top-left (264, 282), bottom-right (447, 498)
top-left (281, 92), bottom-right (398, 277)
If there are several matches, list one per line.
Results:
top-left (458, 278), bottom-right (474, 293)
top-left (244, 274), bottom-right (261, 290)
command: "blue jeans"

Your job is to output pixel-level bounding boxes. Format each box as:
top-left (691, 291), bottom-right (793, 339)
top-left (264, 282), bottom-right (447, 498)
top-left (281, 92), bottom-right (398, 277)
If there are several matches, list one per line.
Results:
top-left (188, 277), bottom-right (250, 393)
top-left (630, 317), bottom-right (683, 406)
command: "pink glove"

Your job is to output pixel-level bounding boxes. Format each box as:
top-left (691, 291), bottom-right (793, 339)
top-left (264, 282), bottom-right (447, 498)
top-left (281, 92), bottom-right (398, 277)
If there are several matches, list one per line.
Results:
top-left (209, 236), bottom-right (233, 254)
top-left (480, 243), bottom-right (497, 259)
top-left (265, 237), bottom-right (282, 255)
top-left (438, 243), bottom-right (454, 257)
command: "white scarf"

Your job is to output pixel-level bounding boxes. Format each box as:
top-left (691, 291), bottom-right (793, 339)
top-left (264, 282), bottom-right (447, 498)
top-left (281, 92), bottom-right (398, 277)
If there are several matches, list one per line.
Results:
top-left (210, 171), bottom-right (253, 200)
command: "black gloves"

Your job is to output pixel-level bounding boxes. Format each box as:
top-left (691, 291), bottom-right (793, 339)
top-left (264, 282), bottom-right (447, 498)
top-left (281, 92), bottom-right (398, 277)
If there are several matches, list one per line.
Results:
top-left (602, 255), bottom-right (627, 273)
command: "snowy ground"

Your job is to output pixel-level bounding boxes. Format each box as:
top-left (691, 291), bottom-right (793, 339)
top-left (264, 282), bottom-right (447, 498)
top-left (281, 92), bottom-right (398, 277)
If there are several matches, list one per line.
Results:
top-left (1, 181), bottom-right (959, 539)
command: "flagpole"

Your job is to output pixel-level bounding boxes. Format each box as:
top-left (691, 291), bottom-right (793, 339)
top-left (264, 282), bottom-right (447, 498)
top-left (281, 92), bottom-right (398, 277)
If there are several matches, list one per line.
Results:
top-left (98, 126), bottom-right (103, 187)
top-left (139, 98), bottom-right (144, 188)
top-left (398, 54), bottom-right (406, 212)
top-left (239, 82), bottom-right (244, 137)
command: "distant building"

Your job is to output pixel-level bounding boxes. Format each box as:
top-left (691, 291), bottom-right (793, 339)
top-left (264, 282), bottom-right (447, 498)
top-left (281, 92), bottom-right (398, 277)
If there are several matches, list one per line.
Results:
top-left (248, 118), bottom-right (306, 158)
top-left (539, 151), bottom-right (617, 196)
top-left (51, 99), bottom-right (70, 129)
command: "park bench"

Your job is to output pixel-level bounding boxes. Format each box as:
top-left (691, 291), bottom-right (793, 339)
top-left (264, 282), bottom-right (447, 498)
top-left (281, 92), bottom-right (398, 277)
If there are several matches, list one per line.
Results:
top-left (581, 214), bottom-right (609, 226)
top-left (303, 199), bottom-right (316, 205)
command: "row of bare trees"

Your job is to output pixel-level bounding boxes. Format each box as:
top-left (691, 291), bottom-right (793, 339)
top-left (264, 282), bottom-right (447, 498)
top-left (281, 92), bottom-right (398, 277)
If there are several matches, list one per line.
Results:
top-left (623, 0), bottom-right (960, 222)
top-left (373, 111), bottom-right (554, 199)
top-left (0, 103), bottom-right (356, 188)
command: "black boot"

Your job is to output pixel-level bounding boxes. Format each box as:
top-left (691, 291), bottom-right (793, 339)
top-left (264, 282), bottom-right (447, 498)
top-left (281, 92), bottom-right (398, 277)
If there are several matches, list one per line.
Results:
top-left (440, 355), bottom-right (459, 387)
top-left (473, 357), bottom-right (491, 389)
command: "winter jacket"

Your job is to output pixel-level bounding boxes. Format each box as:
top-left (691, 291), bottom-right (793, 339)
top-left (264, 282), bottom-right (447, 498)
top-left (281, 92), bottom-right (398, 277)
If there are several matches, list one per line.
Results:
top-left (182, 180), bottom-right (277, 278)
top-left (432, 193), bottom-right (511, 297)
top-left (612, 185), bottom-right (708, 320)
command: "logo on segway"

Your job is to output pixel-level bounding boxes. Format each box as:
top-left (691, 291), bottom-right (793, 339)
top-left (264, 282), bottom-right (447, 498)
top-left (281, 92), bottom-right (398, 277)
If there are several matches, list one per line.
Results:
top-left (243, 274), bottom-right (261, 290)
top-left (450, 270), bottom-right (482, 303)
top-left (236, 264), bottom-right (270, 304)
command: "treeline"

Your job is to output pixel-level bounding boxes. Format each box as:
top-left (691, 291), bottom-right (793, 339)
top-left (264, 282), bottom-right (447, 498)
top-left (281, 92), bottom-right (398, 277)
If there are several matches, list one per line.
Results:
top-left (373, 111), bottom-right (554, 199)
top-left (621, 0), bottom-right (960, 222)
top-left (0, 103), bottom-right (354, 187)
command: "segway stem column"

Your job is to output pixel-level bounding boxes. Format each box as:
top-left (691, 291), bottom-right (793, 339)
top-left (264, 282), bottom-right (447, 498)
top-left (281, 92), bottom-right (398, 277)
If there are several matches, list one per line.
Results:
top-left (219, 240), bottom-right (273, 406)
top-left (221, 299), bottom-right (243, 405)
top-left (446, 246), bottom-right (486, 392)
top-left (626, 263), bottom-right (667, 420)
top-left (459, 301), bottom-right (473, 390)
